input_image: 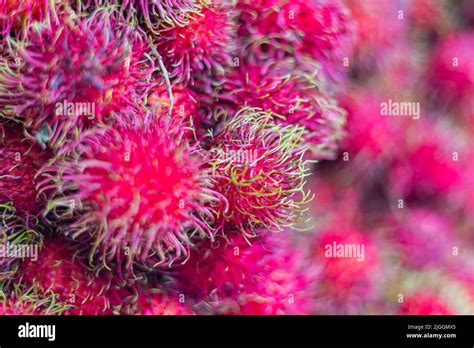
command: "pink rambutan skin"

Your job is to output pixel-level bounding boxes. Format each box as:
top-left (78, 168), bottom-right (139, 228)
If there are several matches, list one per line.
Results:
top-left (17, 236), bottom-right (124, 315)
top-left (154, 1), bottom-right (236, 83)
top-left (312, 227), bottom-right (380, 314)
top-left (176, 233), bottom-right (314, 315)
top-left (237, 0), bottom-right (354, 81)
top-left (390, 209), bottom-right (455, 270)
top-left (38, 111), bottom-right (222, 270)
top-left (430, 32), bottom-right (474, 100)
top-left (0, 0), bottom-right (56, 38)
top-left (208, 108), bottom-right (311, 236)
top-left (217, 58), bottom-right (346, 160)
top-left (125, 285), bottom-right (194, 315)
top-left (399, 292), bottom-right (454, 315)
top-left (0, 124), bottom-right (50, 214)
top-left (0, 8), bottom-right (155, 149)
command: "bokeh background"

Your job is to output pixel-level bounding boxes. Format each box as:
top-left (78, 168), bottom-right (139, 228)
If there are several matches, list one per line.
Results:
top-left (302, 0), bottom-right (474, 314)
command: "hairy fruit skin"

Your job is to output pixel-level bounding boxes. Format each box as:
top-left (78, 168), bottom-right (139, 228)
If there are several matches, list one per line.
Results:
top-left (17, 236), bottom-right (124, 315)
top-left (177, 233), bottom-right (314, 315)
top-left (0, 284), bottom-right (67, 315)
top-left (0, 0), bottom-right (60, 38)
top-left (155, 1), bottom-right (236, 83)
top-left (0, 8), bottom-right (155, 149)
top-left (312, 227), bottom-right (380, 314)
top-left (137, 0), bottom-right (204, 34)
top-left (122, 285), bottom-right (193, 315)
top-left (209, 108), bottom-right (311, 236)
top-left (237, 0), bottom-right (354, 81)
top-left (0, 124), bottom-right (50, 214)
top-left (217, 59), bottom-right (347, 160)
top-left (399, 293), bottom-right (454, 315)
top-left (0, 203), bottom-right (43, 281)
top-left (39, 112), bottom-right (222, 271)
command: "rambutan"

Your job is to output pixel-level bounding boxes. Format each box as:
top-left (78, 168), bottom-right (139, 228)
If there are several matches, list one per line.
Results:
top-left (16, 236), bottom-right (124, 315)
top-left (122, 285), bottom-right (193, 315)
top-left (0, 202), bottom-right (42, 281)
top-left (208, 107), bottom-right (312, 236)
top-left (39, 111), bottom-right (221, 270)
top-left (146, 83), bottom-right (205, 139)
top-left (0, 0), bottom-right (60, 38)
top-left (391, 209), bottom-right (455, 269)
top-left (430, 32), bottom-right (474, 101)
top-left (311, 226), bottom-right (380, 314)
top-left (399, 292), bottom-right (454, 315)
top-left (137, 0), bottom-right (204, 34)
top-left (237, 0), bottom-right (354, 81)
top-left (217, 58), bottom-right (347, 159)
top-left (341, 90), bottom-right (402, 162)
top-left (176, 233), bottom-right (314, 315)
top-left (0, 284), bottom-right (67, 315)
top-left (0, 8), bottom-right (155, 149)
top-left (388, 120), bottom-right (464, 199)
top-left (0, 124), bottom-right (50, 214)
top-left (152, 0), bottom-right (236, 83)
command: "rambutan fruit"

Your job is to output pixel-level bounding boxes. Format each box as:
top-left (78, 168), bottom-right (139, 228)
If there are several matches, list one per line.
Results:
top-left (146, 83), bottom-right (206, 139)
top-left (217, 58), bottom-right (347, 159)
top-left (137, 0), bottom-right (204, 34)
top-left (388, 119), bottom-right (464, 200)
top-left (122, 284), bottom-right (193, 315)
top-left (152, 0), bottom-right (236, 83)
top-left (0, 202), bottom-right (43, 281)
top-left (176, 233), bottom-right (314, 315)
top-left (39, 110), bottom-right (221, 271)
top-left (0, 8), bottom-right (155, 149)
top-left (237, 0), bottom-right (354, 81)
top-left (0, 283), bottom-right (68, 315)
top-left (0, 0), bottom-right (61, 39)
top-left (208, 107), bottom-right (312, 236)
top-left (430, 32), bottom-right (474, 101)
top-left (311, 226), bottom-right (381, 314)
top-left (399, 292), bottom-right (454, 315)
top-left (0, 124), bottom-right (50, 214)
top-left (341, 90), bottom-right (402, 162)
top-left (391, 209), bottom-right (455, 270)
top-left (16, 236), bottom-right (125, 315)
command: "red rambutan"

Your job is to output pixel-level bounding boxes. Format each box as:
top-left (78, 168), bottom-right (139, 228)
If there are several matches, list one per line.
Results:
top-left (237, 0), bottom-right (354, 81)
top-left (399, 292), bottom-right (454, 315)
top-left (16, 236), bottom-right (124, 315)
top-left (39, 111), bottom-right (222, 270)
top-left (312, 226), bottom-right (380, 314)
top-left (122, 284), bottom-right (193, 315)
top-left (152, 0), bottom-right (236, 83)
top-left (0, 0), bottom-right (60, 38)
top-left (176, 233), bottom-right (314, 315)
top-left (146, 83), bottom-right (206, 139)
top-left (208, 107), bottom-right (312, 236)
top-left (0, 124), bottom-right (50, 214)
top-left (430, 32), bottom-right (474, 101)
top-left (137, 0), bottom-right (204, 33)
top-left (217, 58), bottom-right (347, 160)
top-left (0, 8), bottom-right (155, 149)
top-left (391, 208), bottom-right (456, 270)
top-left (0, 284), bottom-right (67, 315)
top-left (0, 202), bottom-right (43, 281)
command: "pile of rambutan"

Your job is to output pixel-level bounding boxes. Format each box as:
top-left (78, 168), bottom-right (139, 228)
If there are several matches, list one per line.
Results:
top-left (0, 0), bottom-right (353, 315)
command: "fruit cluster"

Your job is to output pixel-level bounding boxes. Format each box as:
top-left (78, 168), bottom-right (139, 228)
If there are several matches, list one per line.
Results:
top-left (0, 0), bottom-right (350, 315)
